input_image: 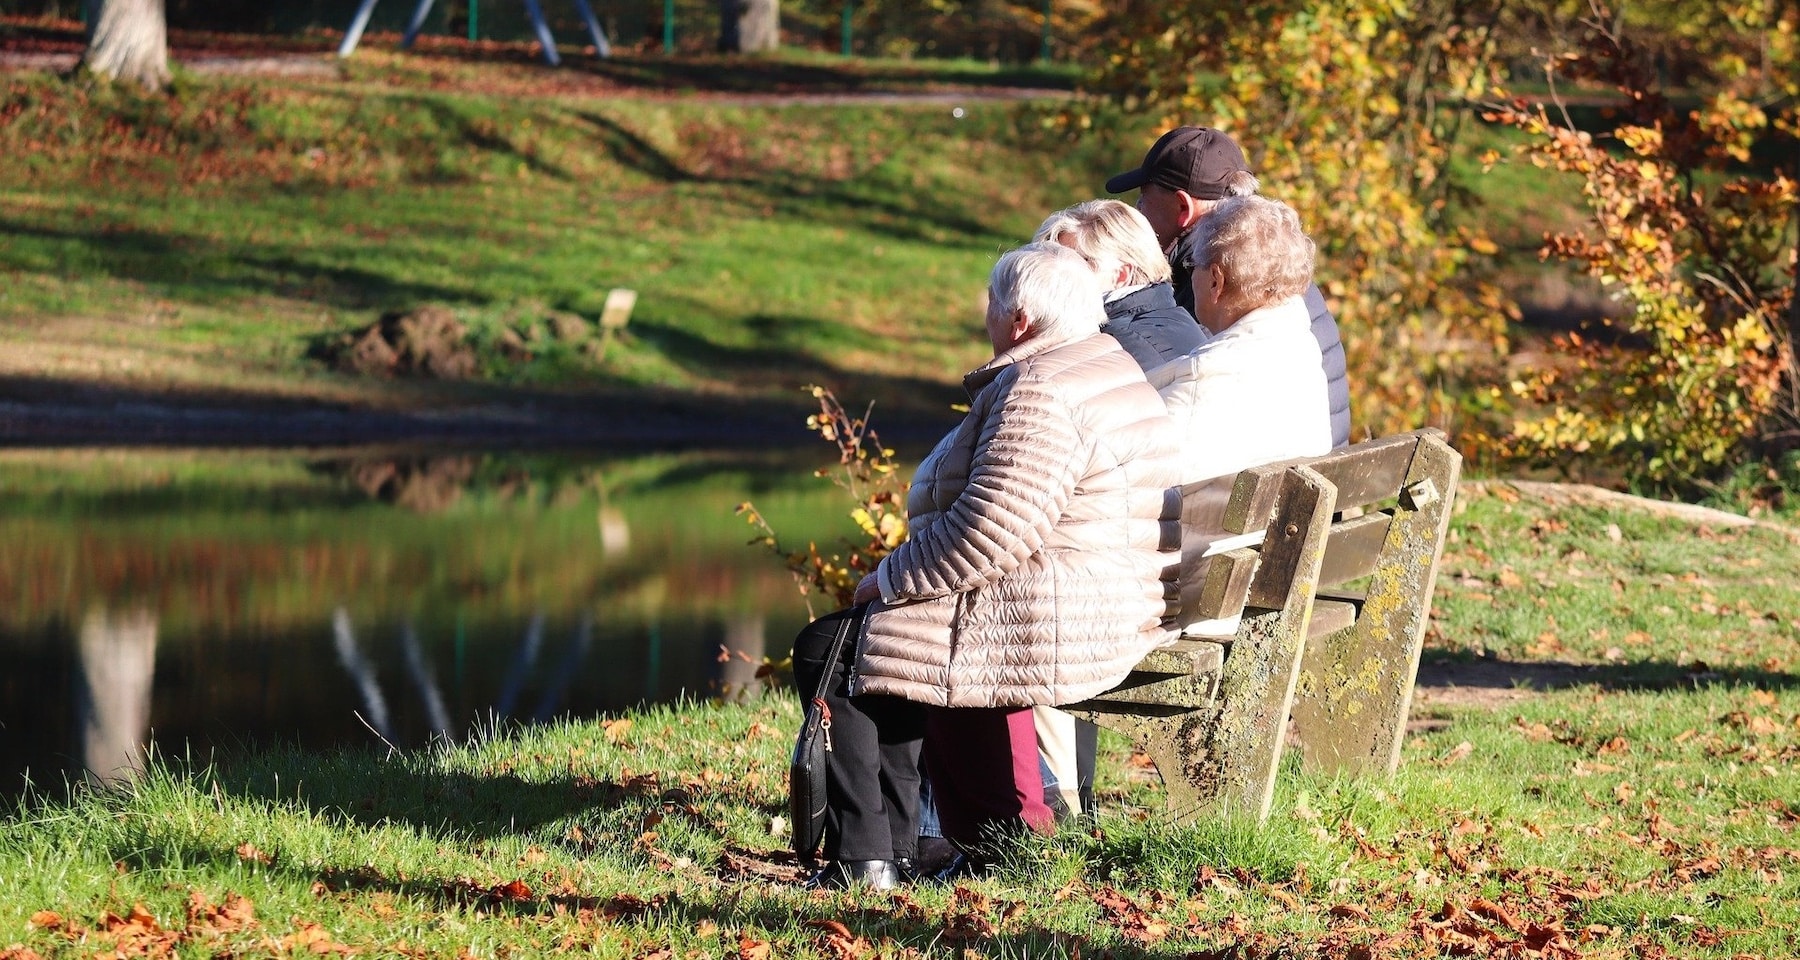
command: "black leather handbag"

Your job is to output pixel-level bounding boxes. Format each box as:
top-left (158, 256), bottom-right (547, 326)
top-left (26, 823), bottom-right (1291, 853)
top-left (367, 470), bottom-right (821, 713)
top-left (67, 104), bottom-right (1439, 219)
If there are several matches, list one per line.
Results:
top-left (789, 613), bottom-right (856, 861)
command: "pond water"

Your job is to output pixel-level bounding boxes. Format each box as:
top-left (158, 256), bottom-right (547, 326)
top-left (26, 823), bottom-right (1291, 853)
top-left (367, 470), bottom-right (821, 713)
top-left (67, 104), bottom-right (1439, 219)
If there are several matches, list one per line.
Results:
top-left (0, 446), bottom-right (857, 801)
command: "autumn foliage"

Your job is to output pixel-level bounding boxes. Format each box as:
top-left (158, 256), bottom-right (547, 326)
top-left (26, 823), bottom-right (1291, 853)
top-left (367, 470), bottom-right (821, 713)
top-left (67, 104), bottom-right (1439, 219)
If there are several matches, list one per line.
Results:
top-left (1485, 0), bottom-right (1799, 490)
top-left (738, 386), bottom-right (908, 614)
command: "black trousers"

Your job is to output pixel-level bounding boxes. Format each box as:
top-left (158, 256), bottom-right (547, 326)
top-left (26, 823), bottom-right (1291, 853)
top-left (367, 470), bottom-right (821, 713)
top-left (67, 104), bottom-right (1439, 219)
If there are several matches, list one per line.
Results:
top-left (791, 605), bottom-right (924, 863)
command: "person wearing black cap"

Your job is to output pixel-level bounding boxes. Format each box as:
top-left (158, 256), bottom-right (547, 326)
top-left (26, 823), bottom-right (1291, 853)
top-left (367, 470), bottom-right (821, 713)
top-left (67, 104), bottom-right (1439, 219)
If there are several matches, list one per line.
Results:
top-left (1106, 126), bottom-right (1351, 449)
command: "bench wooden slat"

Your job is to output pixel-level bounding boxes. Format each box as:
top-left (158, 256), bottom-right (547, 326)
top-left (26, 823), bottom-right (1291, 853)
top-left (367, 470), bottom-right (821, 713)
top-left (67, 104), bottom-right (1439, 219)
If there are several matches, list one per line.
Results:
top-left (1317, 511), bottom-right (1394, 588)
top-left (1222, 431), bottom-right (1435, 534)
top-left (1309, 597), bottom-right (1358, 639)
top-left (1133, 638), bottom-right (1228, 676)
top-left (1190, 546), bottom-right (1258, 623)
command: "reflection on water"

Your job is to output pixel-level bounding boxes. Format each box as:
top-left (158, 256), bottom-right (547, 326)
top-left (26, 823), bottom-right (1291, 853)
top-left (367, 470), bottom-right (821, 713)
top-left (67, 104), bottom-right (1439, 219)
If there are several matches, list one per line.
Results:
top-left (77, 607), bottom-right (158, 787)
top-left (0, 447), bottom-right (850, 800)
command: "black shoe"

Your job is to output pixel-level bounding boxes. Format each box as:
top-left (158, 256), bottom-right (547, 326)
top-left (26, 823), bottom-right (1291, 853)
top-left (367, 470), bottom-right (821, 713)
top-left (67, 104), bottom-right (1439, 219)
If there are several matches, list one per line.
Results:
top-left (803, 859), bottom-right (902, 891)
top-left (910, 836), bottom-right (960, 879)
top-left (911, 851), bottom-right (993, 885)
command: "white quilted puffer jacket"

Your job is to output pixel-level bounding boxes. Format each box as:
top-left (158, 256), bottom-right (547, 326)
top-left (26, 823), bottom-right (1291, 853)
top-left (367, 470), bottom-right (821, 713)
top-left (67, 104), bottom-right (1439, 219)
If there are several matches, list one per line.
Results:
top-left (852, 330), bottom-right (1183, 708)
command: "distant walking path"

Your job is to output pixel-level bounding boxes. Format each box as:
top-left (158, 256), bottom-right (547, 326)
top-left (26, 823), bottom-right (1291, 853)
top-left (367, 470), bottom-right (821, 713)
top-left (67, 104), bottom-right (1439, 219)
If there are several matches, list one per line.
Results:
top-left (0, 49), bottom-right (1072, 105)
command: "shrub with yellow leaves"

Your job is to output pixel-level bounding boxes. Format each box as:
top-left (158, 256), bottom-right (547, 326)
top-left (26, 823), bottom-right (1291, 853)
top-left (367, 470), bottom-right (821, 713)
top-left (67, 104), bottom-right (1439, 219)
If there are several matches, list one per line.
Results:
top-left (737, 386), bottom-right (908, 615)
top-left (1485, 0), bottom-right (1798, 491)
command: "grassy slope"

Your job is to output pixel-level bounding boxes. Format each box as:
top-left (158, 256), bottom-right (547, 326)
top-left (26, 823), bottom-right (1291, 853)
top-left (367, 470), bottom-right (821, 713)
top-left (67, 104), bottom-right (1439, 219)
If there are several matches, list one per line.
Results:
top-left (0, 48), bottom-right (1111, 425)
top-left (2, 488), bottom-right (1796, 959)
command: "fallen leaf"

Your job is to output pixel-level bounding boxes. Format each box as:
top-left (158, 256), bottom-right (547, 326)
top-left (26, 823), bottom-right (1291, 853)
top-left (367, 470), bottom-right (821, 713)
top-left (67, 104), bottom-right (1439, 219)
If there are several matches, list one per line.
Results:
top-left (26, 912), bottom-right (61, 931)
top-left (1597, 737), bottom-right (1630, 756)
top-left (236, 842), bottom-right (273, 864)
top-left (1330, 903), bottom-right (1372, 920)
top-left (737, 934), bottom-right (772, 960)
top-left (1513, 718), bottom-right (1553, 741)
top-left (1468, 897), bottom-right (1525, 932)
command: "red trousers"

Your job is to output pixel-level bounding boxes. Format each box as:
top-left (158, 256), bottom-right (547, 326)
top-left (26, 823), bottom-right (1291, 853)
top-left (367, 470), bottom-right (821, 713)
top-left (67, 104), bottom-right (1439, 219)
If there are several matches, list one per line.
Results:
top-left (924, 705), bottom-right (1056, 848)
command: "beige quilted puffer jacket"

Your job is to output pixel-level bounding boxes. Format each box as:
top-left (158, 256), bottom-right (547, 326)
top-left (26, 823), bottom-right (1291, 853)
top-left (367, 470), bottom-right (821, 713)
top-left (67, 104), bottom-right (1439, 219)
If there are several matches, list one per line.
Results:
top-left (851, 330), bottom-right (1183, 708)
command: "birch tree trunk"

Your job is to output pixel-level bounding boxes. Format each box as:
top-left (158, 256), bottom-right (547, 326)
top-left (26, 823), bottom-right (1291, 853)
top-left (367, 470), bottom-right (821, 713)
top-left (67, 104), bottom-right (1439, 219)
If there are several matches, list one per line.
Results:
top-left (717, 0), bottom-right (779, 53)
top-left (79, 0), bottom-right (171, 92)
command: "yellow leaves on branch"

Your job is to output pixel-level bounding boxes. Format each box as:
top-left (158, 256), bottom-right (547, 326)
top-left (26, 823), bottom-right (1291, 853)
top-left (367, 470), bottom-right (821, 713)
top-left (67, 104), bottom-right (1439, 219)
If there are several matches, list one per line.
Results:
top-left (741, 386), bottom-right (909, 613)
top-left (1484, 2), bottom-right (1797, 487)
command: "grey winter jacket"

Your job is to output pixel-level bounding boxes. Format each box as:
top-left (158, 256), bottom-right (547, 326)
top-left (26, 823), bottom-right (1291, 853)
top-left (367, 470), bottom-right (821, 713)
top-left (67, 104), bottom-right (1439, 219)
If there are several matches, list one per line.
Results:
top-left (853, 330), bottom-right (1183, 708)
top-left (1170, 231), bottom-right (1352, 447)
top-left (1102, 282), bottom-right (1206, 373)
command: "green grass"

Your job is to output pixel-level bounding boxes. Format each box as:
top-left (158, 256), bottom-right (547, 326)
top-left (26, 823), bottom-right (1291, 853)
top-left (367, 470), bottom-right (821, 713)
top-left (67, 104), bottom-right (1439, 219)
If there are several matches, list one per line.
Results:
top-left (0, 53), bottom-right (1117, 423)
top-left (4, 484), bottom-right (1796, 958)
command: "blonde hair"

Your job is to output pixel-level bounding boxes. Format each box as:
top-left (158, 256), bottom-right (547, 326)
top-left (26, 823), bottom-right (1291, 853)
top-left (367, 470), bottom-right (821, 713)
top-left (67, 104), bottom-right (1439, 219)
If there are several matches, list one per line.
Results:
top-left (1189, 195), bottom-right (1315, 319)
top-left (1032, 199), bottom-right (1171, 289)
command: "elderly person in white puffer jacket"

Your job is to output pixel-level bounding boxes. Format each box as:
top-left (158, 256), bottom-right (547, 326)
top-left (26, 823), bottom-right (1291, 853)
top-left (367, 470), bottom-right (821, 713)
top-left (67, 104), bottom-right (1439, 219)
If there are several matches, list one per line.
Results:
top-left (1150, 194), bottom-right (1333, 633)
top-left (792, 242), bottom-right (1181, 890)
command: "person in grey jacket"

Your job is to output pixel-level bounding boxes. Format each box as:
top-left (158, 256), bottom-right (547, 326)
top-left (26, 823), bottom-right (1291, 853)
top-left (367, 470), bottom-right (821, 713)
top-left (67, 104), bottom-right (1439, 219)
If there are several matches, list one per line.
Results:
top-left (1105, 126), bottom-right (1352, 447)
top-left (1034, 199), bottom-right (1205, 373)
top-left (791, 242), bottom-right (1182, 890)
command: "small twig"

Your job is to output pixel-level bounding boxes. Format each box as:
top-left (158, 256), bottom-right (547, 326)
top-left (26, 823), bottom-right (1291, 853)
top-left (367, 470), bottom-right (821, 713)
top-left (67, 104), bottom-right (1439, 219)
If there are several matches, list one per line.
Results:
top-left (353, 710), bottom-right (402, 759)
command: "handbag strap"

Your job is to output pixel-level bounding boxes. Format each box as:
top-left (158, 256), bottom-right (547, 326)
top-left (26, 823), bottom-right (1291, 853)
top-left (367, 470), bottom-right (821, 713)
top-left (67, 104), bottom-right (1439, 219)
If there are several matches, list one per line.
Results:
top-left (807, 609), bottom-right (859, 704)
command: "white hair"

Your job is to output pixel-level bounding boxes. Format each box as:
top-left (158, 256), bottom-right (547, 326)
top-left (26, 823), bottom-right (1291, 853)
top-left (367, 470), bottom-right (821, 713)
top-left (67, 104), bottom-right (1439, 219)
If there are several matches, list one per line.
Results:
top-left (1190, 195), bottom-right (1315, 318)
top-left (988, 242), bottom-right (1107, 344)
top-left (1031, 199), bottom-right (1171, 288)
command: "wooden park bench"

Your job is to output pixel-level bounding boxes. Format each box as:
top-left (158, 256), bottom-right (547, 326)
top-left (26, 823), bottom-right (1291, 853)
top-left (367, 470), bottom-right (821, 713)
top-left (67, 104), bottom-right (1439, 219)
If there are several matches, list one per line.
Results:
top-left (1067, 429), bottom-right (1462, 823)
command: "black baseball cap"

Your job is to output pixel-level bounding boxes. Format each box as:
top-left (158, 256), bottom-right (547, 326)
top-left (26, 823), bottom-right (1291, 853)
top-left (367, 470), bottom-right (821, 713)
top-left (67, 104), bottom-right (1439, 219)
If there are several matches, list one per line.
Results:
top-left (1104, 126), bottom-right (1249, 198)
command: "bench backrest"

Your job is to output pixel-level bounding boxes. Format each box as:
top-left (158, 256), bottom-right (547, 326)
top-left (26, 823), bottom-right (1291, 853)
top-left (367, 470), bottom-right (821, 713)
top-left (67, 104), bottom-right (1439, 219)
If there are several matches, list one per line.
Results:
top-left (1182, 429), bottom-right (1459, 629)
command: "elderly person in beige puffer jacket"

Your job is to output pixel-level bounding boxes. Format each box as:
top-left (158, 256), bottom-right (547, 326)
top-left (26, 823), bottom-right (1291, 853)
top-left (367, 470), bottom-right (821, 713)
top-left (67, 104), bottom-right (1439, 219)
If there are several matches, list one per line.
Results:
top-left (792, 241), bottom-right (1181, 890)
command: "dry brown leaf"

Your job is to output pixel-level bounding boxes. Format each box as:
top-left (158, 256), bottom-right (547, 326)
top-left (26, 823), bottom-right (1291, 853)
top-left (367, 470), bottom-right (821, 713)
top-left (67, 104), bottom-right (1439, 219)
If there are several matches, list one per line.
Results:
top-left (26, 912), bottom-right (61, 931)
top-left (602, 718), bottom-right (634, 741)
top-left (236, 841), bottom-right (274, 864)
top-left (1329, 903), bottom-right (1372, 921)
top-left (737, 934), bottom-right (772, 960)
top-left (1597, 737), bottom-right (1630, 756)
top-left (1513, 718), bottom-right (1553, 741)
top-left (1467, 897), bottom-right (1525, 931)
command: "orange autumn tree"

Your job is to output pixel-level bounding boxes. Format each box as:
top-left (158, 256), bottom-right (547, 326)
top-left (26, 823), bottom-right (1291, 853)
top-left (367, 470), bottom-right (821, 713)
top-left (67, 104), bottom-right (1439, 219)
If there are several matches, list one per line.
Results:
top-left (1486, 0), bottom-right (1799, 491)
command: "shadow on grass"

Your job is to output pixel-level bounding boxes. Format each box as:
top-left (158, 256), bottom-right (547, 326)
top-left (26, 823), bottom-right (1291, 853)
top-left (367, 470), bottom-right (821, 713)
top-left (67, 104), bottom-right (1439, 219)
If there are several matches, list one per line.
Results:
top-left (1416, 654), bottom-right (1800, 695)
top-left (0, 216), bottom-right (481, 312)
top-left (574, 109), bottom-right (1003, 247)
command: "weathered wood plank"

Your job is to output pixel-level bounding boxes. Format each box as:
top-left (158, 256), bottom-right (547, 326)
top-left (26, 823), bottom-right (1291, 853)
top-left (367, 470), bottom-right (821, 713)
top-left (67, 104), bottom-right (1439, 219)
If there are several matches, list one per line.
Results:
top-left (1222, 431), bottom-right (1435, 534)
top-left (1308, 598), bottom-right (1357, 639)
top-left (1290, 432), bottom-right (1461, 776)
top-left (1183, 464), bottom-right (1335, 821)
top-left (1191, 547), bottom-right (1258, 623)
top-left (1317, 511), bottom-right (1394, 587)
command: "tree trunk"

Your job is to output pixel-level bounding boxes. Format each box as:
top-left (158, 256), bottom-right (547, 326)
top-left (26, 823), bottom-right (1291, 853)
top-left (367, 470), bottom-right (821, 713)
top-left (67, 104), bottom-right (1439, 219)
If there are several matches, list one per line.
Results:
top-left (79, 0), bottom-right (171, 92)
top-left (718, 0), bottom-right (779, 53)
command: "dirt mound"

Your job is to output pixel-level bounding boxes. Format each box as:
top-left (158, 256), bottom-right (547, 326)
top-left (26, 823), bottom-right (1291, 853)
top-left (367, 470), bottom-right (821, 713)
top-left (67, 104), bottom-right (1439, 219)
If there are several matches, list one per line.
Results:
top-left (326, 306), bottom-right (479, 380)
